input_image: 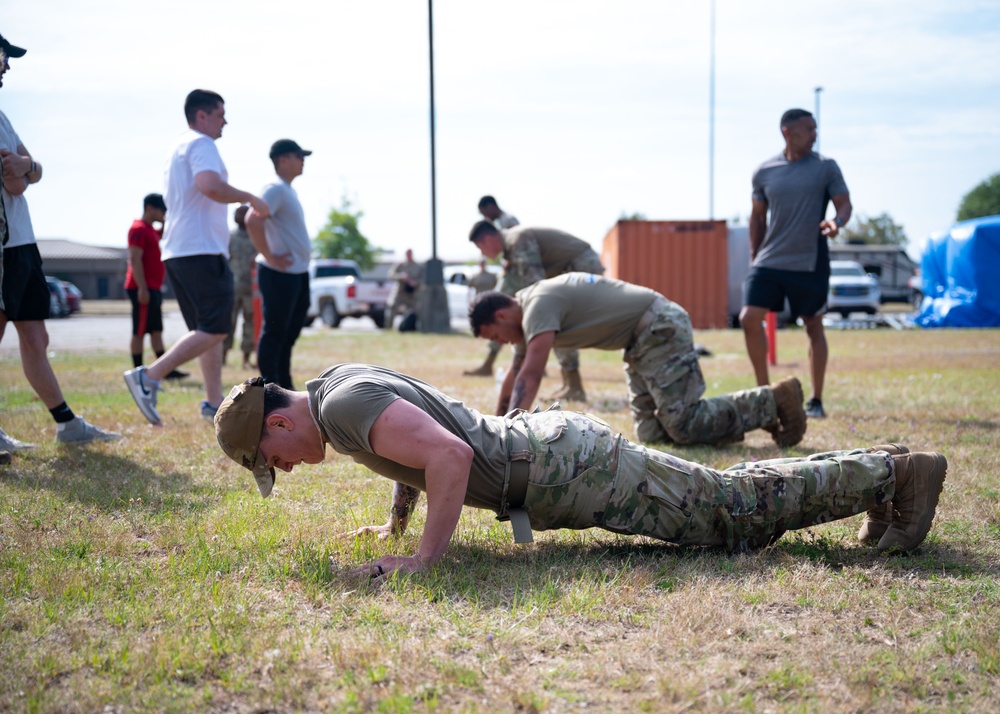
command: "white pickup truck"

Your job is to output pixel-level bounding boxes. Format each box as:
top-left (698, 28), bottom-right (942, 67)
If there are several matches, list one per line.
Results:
top-left (305, 259), bottom-right (393, 329)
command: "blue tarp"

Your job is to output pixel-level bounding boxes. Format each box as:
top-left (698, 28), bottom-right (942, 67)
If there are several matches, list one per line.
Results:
top-left (915, 215), bottom-right (1000, 328)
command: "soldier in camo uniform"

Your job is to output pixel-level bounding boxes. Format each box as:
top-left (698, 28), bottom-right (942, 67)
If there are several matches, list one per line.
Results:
top-left (214, 366), bottom-right (948, 580)
top-left (470, 273), bottom-right (807, 447)
top-left (224, 205), bottom-right (257, 369)
top-left (466, 221), bottom-right (604, 402)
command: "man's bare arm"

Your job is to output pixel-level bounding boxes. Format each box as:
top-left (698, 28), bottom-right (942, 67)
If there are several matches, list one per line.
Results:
top-left (820, 193), bottom-right (852, 238)
top-left (748, 199), bottom-right (768, 261)
top-left (0, 143), bottom-right (41, 196)
top-left (350, 399), bottom-right (473, 578)
top-left (507, 331), bottom-right (556, 413)
top-left (245, 207), bottom-right (292, 270)
top-left (194, 170), bottom-right (270, 217)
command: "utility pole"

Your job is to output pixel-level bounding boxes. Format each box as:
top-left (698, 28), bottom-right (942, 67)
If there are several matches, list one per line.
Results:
top-left (420, 0), bottom-right (450, 332)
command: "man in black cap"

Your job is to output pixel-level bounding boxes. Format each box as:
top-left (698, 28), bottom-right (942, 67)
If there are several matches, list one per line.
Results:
top-left (244, 139), bottom-right (313, 389)
top-left (0, 33), bottom-right (121, 447)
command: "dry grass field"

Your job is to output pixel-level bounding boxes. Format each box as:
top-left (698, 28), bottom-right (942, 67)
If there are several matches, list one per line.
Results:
top-left (1, 323), bottom-right (999, 712)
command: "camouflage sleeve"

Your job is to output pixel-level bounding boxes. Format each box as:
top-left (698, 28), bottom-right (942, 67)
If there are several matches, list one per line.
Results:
top-left (389, 482), bottom-right (421, 536)
top-left (500, 233), bottom-right (545, 294)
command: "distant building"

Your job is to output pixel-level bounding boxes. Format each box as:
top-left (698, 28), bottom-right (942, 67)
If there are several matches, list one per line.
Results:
top-left (36, 239), bottom-right (129, 299)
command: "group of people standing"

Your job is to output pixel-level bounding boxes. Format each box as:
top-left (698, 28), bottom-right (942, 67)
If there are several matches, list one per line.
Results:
top-left (122, 90), bottom-right (316, 427)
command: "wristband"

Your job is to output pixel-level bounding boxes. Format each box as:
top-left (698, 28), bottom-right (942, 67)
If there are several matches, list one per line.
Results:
top-left (30, 160), bottom-right (37, 175)
top-left (834, 216), bottom-right (845, 228)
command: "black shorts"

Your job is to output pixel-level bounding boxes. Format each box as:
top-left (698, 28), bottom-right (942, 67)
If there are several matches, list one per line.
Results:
top-left (164, 254), bottom-right (234, 335)
top-left (743, 266), bottom-right (830, 319)
top-left (1, 243), bottom-right (52, 321)
top-left (127, 288), bottom-right (164, 335)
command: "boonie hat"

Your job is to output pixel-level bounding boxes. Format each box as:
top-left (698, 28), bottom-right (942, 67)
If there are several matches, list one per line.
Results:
top-left (269, 138), bottom-right (312, 160)
top-left (0, 33), bottom-right (27, 59)
top-left (215, 377), bottom-right (275, 497)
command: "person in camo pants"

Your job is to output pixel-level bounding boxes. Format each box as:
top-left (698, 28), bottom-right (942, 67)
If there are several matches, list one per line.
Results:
top-left (213, 365), bottom-right (948, 581)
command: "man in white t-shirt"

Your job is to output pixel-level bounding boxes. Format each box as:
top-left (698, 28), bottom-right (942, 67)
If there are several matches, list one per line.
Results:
top-left (0, 32), bottom-right (120, 448)
top-left (245, 139), bottom-right (313, 390)
top-left (124, 89), bottom-right (269, 426)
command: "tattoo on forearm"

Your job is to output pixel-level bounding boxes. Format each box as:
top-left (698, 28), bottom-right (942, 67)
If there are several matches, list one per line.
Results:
top-left (390, 484), bottom-right (420, 535)
top-left (511, 378), bottom-right (527, 411)
top-left (498, 396), bottom-right (511, 414)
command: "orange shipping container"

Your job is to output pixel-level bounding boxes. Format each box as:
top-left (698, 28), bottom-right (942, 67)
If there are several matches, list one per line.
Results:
top-left (601, 220), bottom-right (728, 329)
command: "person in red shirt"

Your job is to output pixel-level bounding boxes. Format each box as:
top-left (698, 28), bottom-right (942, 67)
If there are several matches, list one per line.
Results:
top-left (124, 193), bottom-right (187, 379)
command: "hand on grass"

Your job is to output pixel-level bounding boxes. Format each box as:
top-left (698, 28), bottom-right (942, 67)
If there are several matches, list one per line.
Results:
top-left (337, 522), bottom-right (395, 541)
top-left (350, 555), bottom-right (425, 581)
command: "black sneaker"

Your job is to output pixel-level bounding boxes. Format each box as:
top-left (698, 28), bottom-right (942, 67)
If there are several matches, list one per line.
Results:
top-left (805, 398), bottom-right (826, 418)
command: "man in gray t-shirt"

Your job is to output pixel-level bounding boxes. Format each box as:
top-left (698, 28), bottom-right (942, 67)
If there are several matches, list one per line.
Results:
top-left (470, 274), bottom-right (806, 448)
top-left (245, 139), bottom-right (313, 390)
top-left (213, 368), bottom-right (949, 580)
top-left (740, 108), bottom-right (852, 420)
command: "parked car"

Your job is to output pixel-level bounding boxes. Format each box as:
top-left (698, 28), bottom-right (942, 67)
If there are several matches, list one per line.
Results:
top-left (61, 280), bottom-right (83, 313)
top-left (306, 259), bottom-right (393, 328)
top-left (45, 276), bottom-right (71, 318)
top-left (444, 264), bottom-right (503, 320)
top-left (908, 270), bottom-right (923, 310)
top-left (827, 260), bottom-right (881, 317)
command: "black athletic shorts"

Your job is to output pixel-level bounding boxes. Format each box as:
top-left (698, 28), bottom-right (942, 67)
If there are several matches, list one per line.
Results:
top-left (127, 288), bottom-right (164, 335)
top-left (743, 265), bottom-right (830, 319)
top-left (1, 243), bottom-right (52, 321)
top-left (164, 254), bottom-right (234, 335)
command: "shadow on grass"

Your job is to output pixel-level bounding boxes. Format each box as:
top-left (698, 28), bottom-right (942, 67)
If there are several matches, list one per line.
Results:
top-left (285, 527), bottom-right (999, 605)
top-left (0, 449), bottom-right (212, 514)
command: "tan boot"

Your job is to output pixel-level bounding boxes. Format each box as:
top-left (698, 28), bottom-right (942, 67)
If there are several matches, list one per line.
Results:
top-left (769, 377), bottom-right (807, 448)
top-left (463, 349), bottom-right (497, 377)
top-left (858, 444), bottom-right (909, 544)
top-left (549, 368), bottom-right (587, 402)
top-left (877, 452), bottom-right (947, 553)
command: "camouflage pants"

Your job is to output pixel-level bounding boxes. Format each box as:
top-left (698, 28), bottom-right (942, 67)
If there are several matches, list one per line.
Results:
top-left (624, 297), bottom-right (777, 445)
top-left (224, 287), bottom-right (255, 357)
top-left (386, 285), bottom-right (418, 323)
top-left (516, 409), bottom-right (894, 552)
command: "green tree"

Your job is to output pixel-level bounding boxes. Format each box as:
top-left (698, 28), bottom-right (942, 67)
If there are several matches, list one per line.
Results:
top-left (956, 171), bottom-right (1000, 221)
top-left (839, 212), bottom-right (908, 247)
top-left (313, 197), bottom-right (377, 271)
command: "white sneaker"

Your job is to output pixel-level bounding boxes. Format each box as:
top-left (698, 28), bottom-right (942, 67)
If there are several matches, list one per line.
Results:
top-left (124, 366), bottom-right (162, 424)
top-left (0, 427), bottom-right (37, 451)
top-left (56, 416), bottom-right (122, 444)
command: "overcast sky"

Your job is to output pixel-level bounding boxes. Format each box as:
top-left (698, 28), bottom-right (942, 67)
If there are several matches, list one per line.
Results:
top-left (3, 0), bottom-right (998, 263)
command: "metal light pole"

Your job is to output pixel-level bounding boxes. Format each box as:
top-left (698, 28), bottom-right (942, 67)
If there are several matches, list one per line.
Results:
top-left (419, 0), bottom-right (451, 333)
top-left (814, 86), bottom-right (823, 154)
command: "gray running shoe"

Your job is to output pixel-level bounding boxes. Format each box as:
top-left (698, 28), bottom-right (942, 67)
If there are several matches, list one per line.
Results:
top-left (0, 427), bottom-right (37, 451)
top-left (56, 416), bottom-right (122, 445)
top-left (124, 366), bottom-right (162, 424)
top-left (200, 400), bottom-right (219, 423)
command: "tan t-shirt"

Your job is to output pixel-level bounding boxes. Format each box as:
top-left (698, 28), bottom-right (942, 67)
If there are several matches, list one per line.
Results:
top-left (306, 363), bottom-right (508, 510)
top-left (502, 226), bottom-right (593, 278)
top-left (515, 274), bottom-right (659, 355)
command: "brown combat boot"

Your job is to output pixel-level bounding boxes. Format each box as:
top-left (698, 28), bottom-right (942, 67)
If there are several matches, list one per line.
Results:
top-left (549, 369), bottom-right (587, 402)
top-left (769, 377), bottom-right (806, 447)
top-left (877, 452), bottom-right (947, 553)
top-left (463, 349), bottom-right (497, 377)
top-left (857, 444), bottom-right (909, 544)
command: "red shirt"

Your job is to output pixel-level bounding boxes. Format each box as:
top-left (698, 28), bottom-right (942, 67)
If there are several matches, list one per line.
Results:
top-left (124, 219), bottom-right (166, 290)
